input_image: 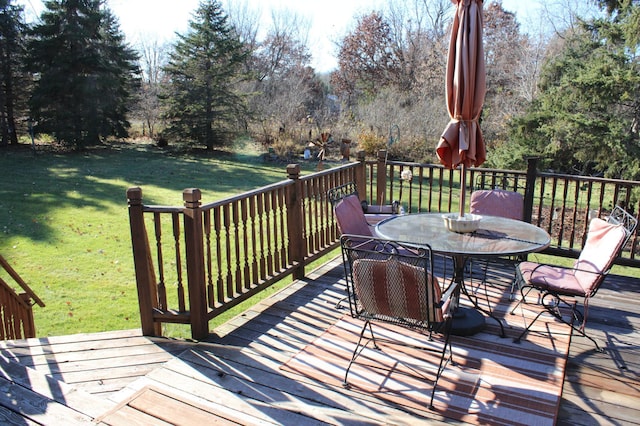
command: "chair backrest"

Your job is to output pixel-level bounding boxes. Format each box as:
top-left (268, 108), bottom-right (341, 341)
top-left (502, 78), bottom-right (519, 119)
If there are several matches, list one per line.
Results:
top-left (340, 235), bottom-right (443, 324)
top-left (327, 182), bottom-right (359, 207)
top-left (333, 194), bottom-right (373, 237)
top-left (328, 182), bottom-right (398, 215)
top-left (574, 218), bottom-right (627, 294)
top-left (469, 189), bottom-right (524, 221)
top-left (606, 205), bottom-right (638, 247)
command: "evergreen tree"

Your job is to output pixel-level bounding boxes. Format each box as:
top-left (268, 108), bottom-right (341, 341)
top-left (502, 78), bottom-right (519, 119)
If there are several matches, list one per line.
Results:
top-left (27, 0), bottom-right (139, 149)
top-left (0, 0), bottom-right (29, 146)
top-left (506, 3), bottom-right (640, 180)
top-left (161, 0), bottom-right (248, 149)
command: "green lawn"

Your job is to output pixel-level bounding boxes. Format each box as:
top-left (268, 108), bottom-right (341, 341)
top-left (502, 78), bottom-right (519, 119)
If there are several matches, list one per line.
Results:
top-left (0, 140), bottom-right (335, 337)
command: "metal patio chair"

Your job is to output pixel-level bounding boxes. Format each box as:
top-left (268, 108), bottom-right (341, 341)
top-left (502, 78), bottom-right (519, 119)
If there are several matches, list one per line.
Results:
top-left (511, 206), bottom-right (637, 351)
top-left (468, 189), bottom-right (525, 301)
top-left (340, 235), bottom-right (458, 409)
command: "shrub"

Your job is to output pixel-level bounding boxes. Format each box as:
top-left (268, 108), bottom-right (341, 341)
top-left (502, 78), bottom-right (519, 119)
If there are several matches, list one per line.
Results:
top-left (271, 137), bottom-right (300, 160)
top-left (356, 129), bottom-right (387, 156)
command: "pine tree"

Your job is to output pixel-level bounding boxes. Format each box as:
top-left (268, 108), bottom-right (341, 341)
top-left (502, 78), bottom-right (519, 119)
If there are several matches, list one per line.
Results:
top-left (507, 3), bottom-right (640, 180)
top-left (161, 0), bottom-right (248, 149)
top-left (0, 0), bottom-right (29, 146)
top-left (27, 0), bottom-right (139, 149)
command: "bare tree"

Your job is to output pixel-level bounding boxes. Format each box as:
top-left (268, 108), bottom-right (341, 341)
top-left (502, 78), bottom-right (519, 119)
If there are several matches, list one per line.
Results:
top-left (135, 36), bottom-right (169, 139)
top-left (384, 0), bottom-right (453, 92)
top-left (540, 0), bottom-right (602, 38)
top-left (481, 2), bottom-right (534, 145)
top-left (243, 8), bottom-right (322, 147)
top-left (224, 0), bottom-right (260, 71)
top-left (331, 12), bottom-right (399, 103)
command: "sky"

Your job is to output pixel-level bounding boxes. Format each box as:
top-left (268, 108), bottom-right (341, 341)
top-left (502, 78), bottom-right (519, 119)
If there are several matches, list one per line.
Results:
top-left (19, 0), bottom-right (538, 73)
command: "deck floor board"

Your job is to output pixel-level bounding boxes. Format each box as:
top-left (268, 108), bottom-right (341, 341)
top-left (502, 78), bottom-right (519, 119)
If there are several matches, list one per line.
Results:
top-left (0, 256), bottom-right (638, 424)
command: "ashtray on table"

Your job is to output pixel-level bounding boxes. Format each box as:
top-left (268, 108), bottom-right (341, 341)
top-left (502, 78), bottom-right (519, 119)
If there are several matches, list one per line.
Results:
top-left (442, 213), bottom-right (482, 233)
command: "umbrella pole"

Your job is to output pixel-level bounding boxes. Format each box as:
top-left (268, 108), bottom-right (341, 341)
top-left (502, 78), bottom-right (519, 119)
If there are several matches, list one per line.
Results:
top-left (459, 163), bottom-right (466, 218)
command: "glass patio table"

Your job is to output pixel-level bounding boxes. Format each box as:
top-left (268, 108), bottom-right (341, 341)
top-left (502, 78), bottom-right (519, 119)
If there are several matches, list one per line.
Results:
top-left (375, 213), bottom-right (551, 336)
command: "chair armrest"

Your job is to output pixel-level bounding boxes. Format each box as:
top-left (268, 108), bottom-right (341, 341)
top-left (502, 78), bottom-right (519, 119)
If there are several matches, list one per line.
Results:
top-left (440, 280), bottom-right (459, 306)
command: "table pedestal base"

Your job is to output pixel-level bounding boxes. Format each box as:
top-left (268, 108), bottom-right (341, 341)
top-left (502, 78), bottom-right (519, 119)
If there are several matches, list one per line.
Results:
top-left (451, 307), bottom-right (485, 336)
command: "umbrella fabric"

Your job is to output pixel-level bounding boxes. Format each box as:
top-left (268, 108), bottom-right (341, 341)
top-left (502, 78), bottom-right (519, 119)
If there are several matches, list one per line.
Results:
top-left (437, 0), bottom-right (486, 169)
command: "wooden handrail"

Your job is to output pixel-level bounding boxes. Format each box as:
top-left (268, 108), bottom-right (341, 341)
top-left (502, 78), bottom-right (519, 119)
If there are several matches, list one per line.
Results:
top-left (0, 254), bottom-right (45, 340)
top-left (0, 255), bottom-right (45, 308)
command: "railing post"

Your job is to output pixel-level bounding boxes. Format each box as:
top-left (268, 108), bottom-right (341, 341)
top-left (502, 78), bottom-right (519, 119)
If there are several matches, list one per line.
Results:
top-left (355, 151), bottom-right (367, 202)
top-left (376, 150), bottom-right (388, 205)
top-left (523, 157), bottom-right (539, 223)
top-left (127, 187), bottom-right (162, 337)
top-left (286, 164), bottom-right (305, 279)
top-left (183, 188), bottom-right (209, 340)
top-left (19, 293), bottom-right (36, 338)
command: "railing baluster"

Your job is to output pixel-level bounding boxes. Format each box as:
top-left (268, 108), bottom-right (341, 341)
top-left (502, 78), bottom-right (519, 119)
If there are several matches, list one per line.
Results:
top-left (278, 187), bottom-right (288, 268)
top-left (214, 206), bottom-right (224, 305)
top-left (204, 210), bottom-right (214, 308)
top-left (321, 174), bottom-right (330, 247)
top-left (310, 179), bottom-right (320, 253)
top-left (241, 198), bottom-right (251, 290)
top-left (257, 192), bottom-right (267, 282)
top-left (272, 189), bottom-right (283, 270)
top-left (232, 201), bottom-right (242, 294)
top-left (534, 176), bottom-right (545, 227)
top-left (264, 193), bottom-right (274, 277)
top-left (223, 203), bottom-right (233, 296)
top-left (172, 212), bottom-right (185, 312)
top-left (556, 177), bottom-right (569, 247)
top-left (153, 212), bottom-right (167, 310)
top-left (249, 197), bottom-right (259, 285)
top-left (569, 179), bottom-right (580, 247)
top-left (583, 181), bottom-right (594, 241)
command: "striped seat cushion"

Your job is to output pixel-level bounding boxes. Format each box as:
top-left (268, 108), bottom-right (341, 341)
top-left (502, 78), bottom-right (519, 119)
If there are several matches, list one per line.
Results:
top-left (352, 257), bottom-right (443, 323)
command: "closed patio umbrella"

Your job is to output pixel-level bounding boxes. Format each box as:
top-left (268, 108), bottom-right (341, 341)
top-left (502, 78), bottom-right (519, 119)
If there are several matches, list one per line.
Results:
top-left (437, 0), bottom-right (486, 217)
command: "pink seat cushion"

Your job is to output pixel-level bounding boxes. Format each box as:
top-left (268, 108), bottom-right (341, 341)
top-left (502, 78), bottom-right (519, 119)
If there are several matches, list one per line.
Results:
top-left (519, 218), bottom-right (627, 296)
top-left (573, 218), bottom-right (626, 291)
top-left (518, 262), bottom-right (586, 296)
top-left (334, 195), bottom-right (373, 237)
top-left (470, 189), bottom-right (524, 220)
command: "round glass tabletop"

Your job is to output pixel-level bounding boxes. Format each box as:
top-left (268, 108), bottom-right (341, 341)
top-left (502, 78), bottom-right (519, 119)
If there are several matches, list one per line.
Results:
top-left (375, 213), bottom-right (550, 258)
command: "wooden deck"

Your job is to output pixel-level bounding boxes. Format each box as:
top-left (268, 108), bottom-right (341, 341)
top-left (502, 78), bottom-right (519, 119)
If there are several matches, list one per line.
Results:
top-left (1, 256), bottom-right (639, 425)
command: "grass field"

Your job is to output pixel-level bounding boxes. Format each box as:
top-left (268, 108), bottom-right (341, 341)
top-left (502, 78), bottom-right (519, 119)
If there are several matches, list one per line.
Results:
top-left (0, 139), bottom-right (337, 337)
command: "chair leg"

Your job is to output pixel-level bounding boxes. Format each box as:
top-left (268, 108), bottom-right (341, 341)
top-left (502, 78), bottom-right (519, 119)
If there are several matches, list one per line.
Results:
top-left (513, 308), bottom-right (547, 344)
top-left (513, 291), bottom-right (562, 344)
top-left (343, 320), bottom-right (377, 387)
top-left (430, 318), bottom-right (454, 410)
top-left (510, 266), bottom-right (525, 300)
top-left (569, 307), bottom-right (604, 352)
top-left (513, 294), bottom-right (604, 351)
top-left (510, 285), bottom-right (535, 315)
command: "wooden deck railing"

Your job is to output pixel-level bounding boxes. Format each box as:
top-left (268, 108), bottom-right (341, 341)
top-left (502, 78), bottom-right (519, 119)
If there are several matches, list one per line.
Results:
top-left (0, 255), bottom-right (45, 340)
top-left (128, 151), bottom-right (640, 339)
top-left (127, 158), bottom-right (366, 339)
top-left (376, 155), bottom-right (639, 265)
